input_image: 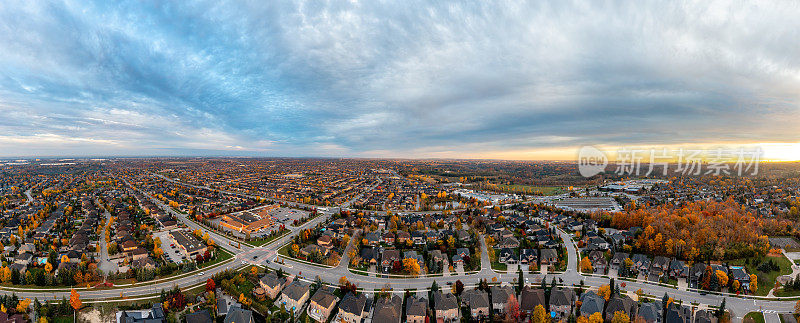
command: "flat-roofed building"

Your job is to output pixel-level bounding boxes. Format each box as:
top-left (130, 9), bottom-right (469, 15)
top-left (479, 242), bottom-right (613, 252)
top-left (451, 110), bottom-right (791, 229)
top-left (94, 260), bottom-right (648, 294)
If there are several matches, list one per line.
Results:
top-left (170, 230), bottom-right (207, 258)
top-left (221, 209), bottom-right (275, 235)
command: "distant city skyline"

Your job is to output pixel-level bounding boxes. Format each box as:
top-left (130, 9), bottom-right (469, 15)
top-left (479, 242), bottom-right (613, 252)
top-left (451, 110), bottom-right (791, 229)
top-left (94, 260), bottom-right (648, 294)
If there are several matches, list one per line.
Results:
top-left (1, 1), bottom-right (799, 160)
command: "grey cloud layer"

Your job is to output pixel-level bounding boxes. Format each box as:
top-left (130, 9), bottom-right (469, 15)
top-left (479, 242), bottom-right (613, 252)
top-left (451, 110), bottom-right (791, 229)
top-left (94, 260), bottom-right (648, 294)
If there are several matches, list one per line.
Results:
top-left (0, 0), bottom-right (798, 157)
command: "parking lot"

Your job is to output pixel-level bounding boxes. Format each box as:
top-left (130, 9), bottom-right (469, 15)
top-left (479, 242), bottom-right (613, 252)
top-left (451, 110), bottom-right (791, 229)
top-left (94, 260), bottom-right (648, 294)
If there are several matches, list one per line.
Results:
top-left (155, 231), bottom-right (188, 264)
top-left (271, 207), bottom-right (309, 227)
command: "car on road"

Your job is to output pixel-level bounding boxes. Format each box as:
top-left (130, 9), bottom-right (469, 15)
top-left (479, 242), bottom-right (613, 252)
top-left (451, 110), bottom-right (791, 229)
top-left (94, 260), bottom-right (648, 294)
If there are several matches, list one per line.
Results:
top-left (252, 255), bottom-right (258, 259)
top-left (198, 272), bottom-right (204, 276)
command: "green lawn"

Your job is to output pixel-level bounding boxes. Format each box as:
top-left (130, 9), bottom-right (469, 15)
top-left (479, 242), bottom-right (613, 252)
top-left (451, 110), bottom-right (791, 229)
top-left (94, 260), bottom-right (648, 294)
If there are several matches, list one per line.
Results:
top-left (774, 288), bottom-right (800, 297)
top-left (199, 248), bottom-right (233, 269)
top-left (278, 244), bottom-right (292, 258)
top-left (744, 312), bottom-right (765, 323)
top-left (729, 255), bottom-right (793, 296)
top-left (249, 230), bottom-right (289, 246)
top-left (53, 316), bottom-right (74, 323)
top-left (490, 261), bottom-right (507, 271)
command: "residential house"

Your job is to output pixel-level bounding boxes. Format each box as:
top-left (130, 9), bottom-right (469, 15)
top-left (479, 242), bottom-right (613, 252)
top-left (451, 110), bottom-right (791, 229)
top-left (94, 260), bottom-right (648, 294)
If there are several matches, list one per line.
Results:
top-left (694, 309), bottom-right (717, 323)
top-left (549, 287), bottom-right (575, 319)
top-left (307, 288), bottom-right (339, 322)
top-left (381, 249), bottom-right (400, 272)
top-left (317, 235), bottom-right (334, 251)
top-left (461, 289), bottom-right (490, 319)
top-left (631, 254), bottom-right (651, 275)
top-left (604, 295), bottom-right (637, 322)
top-left (336, 292), bottom-right (367, 323)
top-left (669, 260), bottom-right (687, 279)
top-left (279, 281), bottom-right (311, 315)
top-left (396, 231), bottom-right (411, 244)
top-left (540, 249), bottom-right (558, 266)
top-left (433, 291), bottom-right (460, 322)
top-left (611, 252), bottom-right (630, 269)
top-left (365, 232), bottom-right (381, 247)
top-left (499, 248), bottom-right (517, 264)
top-left (638, 301), bottom-right (662, 323)
top-left (116, 303), bottom-right (165, 323)
top-left (224, 307), bottom-right (253, 323)
top-left (497, 237), bottom-right (520, 249)
top-left (373, 295), bottom-right (402, 323)
top-left (405, 296), bottom-right (428, 323)
top-left (259, 272), bottom-right (287, 300)
top-left (665, 303), bottom-right (692, 323)
top-left (649, 256), bottom-right (670, 278)
top-left (730, 267), bottom-right (751, 291)
top-left (185, 310), bottom-right (213, 323)
top-left (519, 287), bottom-right (546, 316)
top-left (360, 247), bottom-right (378, 265)
top-left (491, 285), bottom-right (514, 315)
top-left (520, 249), bottom-right (538, 265)
top-left (579, 291), bottom-right (605, 317)
top-left (430, 250), bottom-right (445, 264)
top-left (383, 232), bottom-right (395, 245)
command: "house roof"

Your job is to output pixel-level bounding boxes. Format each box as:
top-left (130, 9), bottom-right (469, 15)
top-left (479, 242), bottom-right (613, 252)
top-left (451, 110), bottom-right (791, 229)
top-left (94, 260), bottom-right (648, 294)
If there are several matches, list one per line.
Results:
top-left (433, 291), bottom-right (459, 311)
top-left (405, 296), bottom-right (427, 317)
top-left (223, 307), bottom-right (252, 323)
top-left (549, 287), bottom-right (574, 307)
top-left (462, 289), bottom-right (489, 309)
top-left (259, 272), bottom-right (286, 289)
top-left (579, 291), bottom-right (604, 315)
top-left (282, 281), bottom-right (310, 302)
top-left (186, 309), bottom-right (213, 323)
top-left (519, 287), bottom-right (545, 311)
top-left (638, 302), bottom-right (661, 323)
top-left (373, 295), bottom-right (402, 323)
top-left (338, 292), bottom-right (367, 316)
top-left (491, 285), bottom-right (514, 305)
top-left (310, 288), bottom-right (339, 308)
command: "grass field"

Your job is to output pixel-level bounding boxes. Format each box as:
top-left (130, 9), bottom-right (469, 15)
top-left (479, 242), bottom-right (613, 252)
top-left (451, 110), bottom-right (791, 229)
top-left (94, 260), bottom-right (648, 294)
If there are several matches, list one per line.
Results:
top-left (491, 261), bottom-right (507, 271)
top-left (249, 229), bottom-right (289, 246)
top-left (199, 248), bottom-right (233, 269)
top-left (744, 312), bottom-right (765, 323)
top-left (729, 255), bottom-right (793, 296)
top-left (498, 185), bottom-right (564, 196)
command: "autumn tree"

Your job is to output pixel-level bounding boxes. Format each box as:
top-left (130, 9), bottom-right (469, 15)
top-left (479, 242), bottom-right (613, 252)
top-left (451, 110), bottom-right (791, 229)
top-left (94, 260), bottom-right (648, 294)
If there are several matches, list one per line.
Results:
top-left (597, 285), bottom-right (611, 301)
top-left (580, 257), bottom-right (593, 273)
top-left (70, 289), bottom-right (82, 322)
top-left (205, 278), bottom-right (215, 292)
top-left (506, 294), bottom-right (520, 321)
top-left (749, 274), bottom-right (758, 292)
top-left (612, 311), bottom-right (630, 323)
top-left (588, 312), bottom-right (604, 323)
top-left (403, 258), bottom-right (421, 276)
top-left (716, 270), bottom-right (728, 287)
top-left (531, 304), bottom-right (547, 323)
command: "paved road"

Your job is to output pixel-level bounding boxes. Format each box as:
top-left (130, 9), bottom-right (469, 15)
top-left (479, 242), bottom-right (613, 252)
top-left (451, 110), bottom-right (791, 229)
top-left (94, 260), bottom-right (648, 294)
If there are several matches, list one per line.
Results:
top-left (22, 187), bottom-right (34, 207)
top-left (96, 200), bottom-right (118, 276)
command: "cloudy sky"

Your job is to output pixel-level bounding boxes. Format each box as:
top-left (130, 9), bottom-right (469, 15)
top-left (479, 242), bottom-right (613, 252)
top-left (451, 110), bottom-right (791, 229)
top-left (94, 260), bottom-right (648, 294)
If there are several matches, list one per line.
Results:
top-left (1, 1), bottom-right (799, 159)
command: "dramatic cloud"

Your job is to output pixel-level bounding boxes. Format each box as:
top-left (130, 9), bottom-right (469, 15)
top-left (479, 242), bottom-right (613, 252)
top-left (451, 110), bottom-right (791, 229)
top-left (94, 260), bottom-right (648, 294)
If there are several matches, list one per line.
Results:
top-left (0, 1), bottom-right (799, 158)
